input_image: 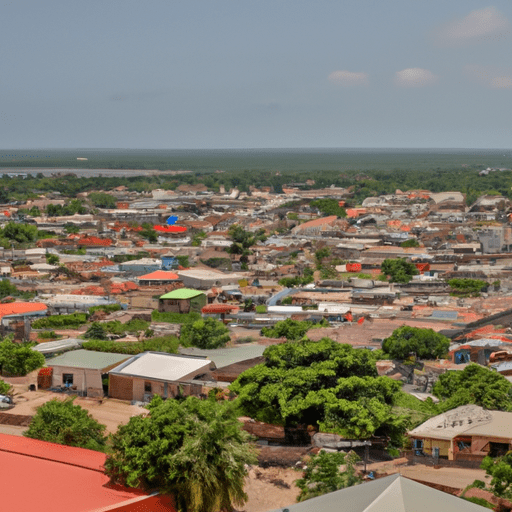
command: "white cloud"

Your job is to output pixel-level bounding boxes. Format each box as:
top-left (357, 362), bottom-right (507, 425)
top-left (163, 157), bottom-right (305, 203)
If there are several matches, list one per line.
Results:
top-left (435, 6), bottom-right (509, 46)
top-left (328, 70), bottom-right (368, 86)
top-left (394, 68), bottom-right (438, 88)
top-left (464, 64), bottom-right (512, 89)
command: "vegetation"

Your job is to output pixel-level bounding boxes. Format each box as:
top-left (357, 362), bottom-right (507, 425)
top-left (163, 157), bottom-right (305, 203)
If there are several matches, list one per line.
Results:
top-left (0, 378), bottom-right (11, 395)
top-left (400, 238), bottom-right (420, 248)
top-left (382, 326), bottom-right (450, 360)
top-left (448, 278), bottom-right (488, 297)
top-left (191, 230), bottom-right (207, 247)
top-left (176, 255), bottom-right (189, 268)
top-left (296, 451), bottom-right (360, 502)
top-left (88, 303), bottom-right (122, 314)
top-left (0, 339), bottom-right (45, 376)
top-left (82, 335), bottom-right (179, 355)
top-left (261, 318), bottom-right (327, 340)
top-left (227, 224), bottom-right (266, 269)
top-left (180, 318), bottom-right (231, 349)
top-left (104, 396), bottom-right (258, 512)
top-left (482, 452), bottom-right (512, 498)
top-left (381, 258), bottom-right (419, 283)
top-left (230, 340), bottom-right (408, 445)
top-left (433, 364), bottom-right (512, 412)
top-left (88, 192), bottom-right (116, 209)
top-left (310, 198), bottom-right (346, 218)
top-left (278, 267), bottom-right (314, 288)
top-left (47, 199), bottom-right (87, 216)
top-left (24, 398), bottom-right (107, 451)
top-left (84, 322), bottom-right (108, 340)
top-left (32, 313), bottom-right (88, 329)
top-left (151, 310), bottom-right (202, 325)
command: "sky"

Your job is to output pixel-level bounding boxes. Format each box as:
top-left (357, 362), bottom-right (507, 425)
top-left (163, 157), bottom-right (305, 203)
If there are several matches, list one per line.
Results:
top-left (1, 1), bottom-right (512, 149)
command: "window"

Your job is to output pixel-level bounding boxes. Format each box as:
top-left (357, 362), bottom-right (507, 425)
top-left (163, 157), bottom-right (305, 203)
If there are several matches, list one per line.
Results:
top-left (144, 381), bottom-right (152, 393)
top-left (63, 374), bottom-right (73, 387)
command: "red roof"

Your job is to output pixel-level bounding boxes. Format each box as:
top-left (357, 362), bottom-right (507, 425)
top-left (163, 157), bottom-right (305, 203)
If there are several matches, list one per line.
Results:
top-left (202, 304), bottom-right (240, 314)
top-left (0, 302), bottom-right (47, 319)
top-left (0, 434), bottom-right (161, 512)
top-left (138, 270), bottom-right (179, 281)
top-left (153, 225), bottom-right (187, 233)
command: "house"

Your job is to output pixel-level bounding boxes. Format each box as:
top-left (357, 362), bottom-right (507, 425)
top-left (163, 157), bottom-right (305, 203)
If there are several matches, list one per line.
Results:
top-left (118, 258), bottom-right (162, 276)
top-left (138, 270), bottom-right (180, 286)
top-left (0, 433), bottom-right (174, 512)
top-left (0, 302), bottom-right (47, 328)
top-left (158, 288), bottom-right (207, 313)
top-left (269, 473), bottom-right (487, 512)
top-left (45, 349), bottom-right (131, 398)
top-left (409, 404), bottom-right (512, 462)
top-left (176, 268), bottom-right (244, 289)
top-left (108, 351), bottom-right (213, 401)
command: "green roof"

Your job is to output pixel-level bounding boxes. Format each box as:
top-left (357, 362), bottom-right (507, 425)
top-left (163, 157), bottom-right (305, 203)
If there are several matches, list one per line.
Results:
top-left (46, 349), bottom-right (130, 370)
top-left (160, 288), bottom-right (205, 300)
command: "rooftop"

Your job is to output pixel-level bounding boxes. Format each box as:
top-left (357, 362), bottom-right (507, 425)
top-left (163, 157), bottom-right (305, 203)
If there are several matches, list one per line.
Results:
top-left (160, 288), bottom-right (205, 300)
top-left (46, 350), bottom-right (130, 370)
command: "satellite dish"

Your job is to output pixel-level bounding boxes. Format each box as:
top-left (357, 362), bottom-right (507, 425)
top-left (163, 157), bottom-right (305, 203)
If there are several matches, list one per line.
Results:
top-left (166, 215), bottom-right (178, 225)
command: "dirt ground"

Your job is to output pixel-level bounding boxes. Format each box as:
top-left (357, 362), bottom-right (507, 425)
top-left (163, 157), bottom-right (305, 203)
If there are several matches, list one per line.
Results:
top-left (240, 466), bottom-right (301, 512)
top-left (5, 389), bottom-right (147, 433)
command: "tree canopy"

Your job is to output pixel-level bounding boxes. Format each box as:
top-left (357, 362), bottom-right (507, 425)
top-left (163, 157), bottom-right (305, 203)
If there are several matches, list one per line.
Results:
top-left (296, 450), bottom-right (360, 502)
top-left (0, 339), bottom-right (45, 376)
top-left (104, 396), bottom-right (258, 512)
top-left (24, 398), bottom-right (107, 451)
top-left (448, 278), bottom-right (488, 297)
top-left (310, 198), bottom-right (347, 218)
top-left (433, 364), bottom-right (512, 412)
top-left (180, 318), bottom-right (231, 349)
top-left (482, 452), bottom-right (512, 498)
top-left (230, 339), bottom-right (407, 443)
top-left (227, 224), bottom-right (266, 268)
top-left (382, 326), bottom-right (450, 360)
top-left (380, 258), bottom-right (418, 283)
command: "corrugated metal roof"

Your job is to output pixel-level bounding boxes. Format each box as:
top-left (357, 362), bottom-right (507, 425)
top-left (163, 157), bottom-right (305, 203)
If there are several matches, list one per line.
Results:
top-left (159, 288), bottom-right (205, 300)
top-left (47, 349), bottom-right (130, 370)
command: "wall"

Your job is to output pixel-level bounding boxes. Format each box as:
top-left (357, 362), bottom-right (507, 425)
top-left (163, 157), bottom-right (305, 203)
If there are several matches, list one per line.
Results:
top-left (158, 298), bottom-right (191, 313)
top-left (51, 366), bottom-right (103, 398)
top-left (109, 374), bottom-right (133, 401)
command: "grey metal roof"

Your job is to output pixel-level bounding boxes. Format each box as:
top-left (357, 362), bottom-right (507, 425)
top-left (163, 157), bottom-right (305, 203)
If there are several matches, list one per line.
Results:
top-left (47, 349), bottom-right (130, 370)
top-left (178, 344), bottom-right (266, 369)
top-left (268, 473), bottom-right (488, 512)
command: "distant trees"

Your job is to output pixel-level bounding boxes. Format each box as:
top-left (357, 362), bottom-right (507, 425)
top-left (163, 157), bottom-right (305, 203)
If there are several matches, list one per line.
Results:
top-left (382, 326), bottom-right (450, 360)
top-left (227, 224), bottom-right (266, 269)
top-left (448, 278), bottom-right (487, 297)
top-left (310, 198), bottom-right (346, 218)
top-left (433, 364), bottom-right (512, 412)
top-left (24, 398), bottom-right (107, 451)
top-left (381, 258), bottom-right (418, 283)
top-left (88, 193), bottom-right (116, 209)
top-left (104, 396), bottom-right (258, 512)
top-left (1, 223), bottom-right (38, 244)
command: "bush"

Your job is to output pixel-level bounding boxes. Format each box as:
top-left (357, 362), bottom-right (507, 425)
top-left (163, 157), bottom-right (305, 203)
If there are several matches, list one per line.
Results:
top-left (82, 335), bottom-right (179, 355)
top-left (32, 313), bottom-right (88, 329)
top-left (84, 322), bottom-right (108, 340)
top-left (255, 305), bottom-right (267, 313)
top-left (151, 310), bottom-right (201, 324)
top-left (89, 304), bottom-right (122, 314)
top-left (38, 331), bottom-right (56, 339)
top-left (0, 339), bottom-right (45, 376)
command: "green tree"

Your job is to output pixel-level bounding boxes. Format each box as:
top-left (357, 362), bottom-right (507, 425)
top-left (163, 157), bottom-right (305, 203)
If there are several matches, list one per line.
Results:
top-left (1, 223), bottom-right (38, 244)
top-left (0, 278), bottom-right (18, 299)
top-left (230, 339), bottom-right (407, 444)
top-left (400, 239), bottom-right (420, 248)
top-left (84, 322), bottom-right (108, 340)
top-left (46, 254), bottom-right (59, 265)
top-left (310, 198), bottom-right (347, 218)
top-left (88, 192), bottom-right (117, 208)
top-left (261, 318), bottom-right (317, 340)
top-left (296, 451), bottom-right (360, 502)
top-left (104, 396), bottom-right (258, 512)
top-left (380, 258), bottom-right (419, 283)
top-left (382, 326), bottom-right (450, 360)
top-left (180, 318), bottom-right (230, 349)
top-left (433, 364), bottom-right (512, 412)
top-left (227, 224), bottom-right (266, 268)
top-left (24, 398), bottom-right (107, 451)
top-left (0, 378), bottom-right (11, 395)
top-left (481, 452), bottom-right (512, 498)
top-left (448, 278), bottom-right (488, 297)
top-left (0, 339), bottom-right (45, 376)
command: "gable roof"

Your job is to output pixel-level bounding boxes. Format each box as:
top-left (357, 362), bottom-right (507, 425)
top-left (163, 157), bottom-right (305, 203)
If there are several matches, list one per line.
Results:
top-left (268, 474), bottom-right (488, 512)
top-left (160, 288), bottom-right (205, 300)
top-left (0, 302), bottom-right (47, 319)
top-left (138, 270), bottom-right (180, 281)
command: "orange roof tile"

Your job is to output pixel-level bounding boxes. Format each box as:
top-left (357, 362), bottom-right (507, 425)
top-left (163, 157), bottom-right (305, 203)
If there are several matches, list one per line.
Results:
top-left (138, 270), bottom-right (179, 281)
top-left (0, 302), bottom-right (47, 319)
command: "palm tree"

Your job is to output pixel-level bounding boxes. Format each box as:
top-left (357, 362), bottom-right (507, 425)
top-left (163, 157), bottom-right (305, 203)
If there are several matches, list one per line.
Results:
top-left (105, 396), bottom-right (258, 512)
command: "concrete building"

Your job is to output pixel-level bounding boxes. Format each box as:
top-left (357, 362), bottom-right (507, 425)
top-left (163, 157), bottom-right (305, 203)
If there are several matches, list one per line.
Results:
top-left (176, 268), bottom-right (244, 289)
top-left (109, 352), bottom-right (213, 401)
top-left (158, 288), bottom-right (207, 313)
top-left (45, 350), bottom-right (130, 398)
